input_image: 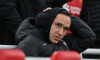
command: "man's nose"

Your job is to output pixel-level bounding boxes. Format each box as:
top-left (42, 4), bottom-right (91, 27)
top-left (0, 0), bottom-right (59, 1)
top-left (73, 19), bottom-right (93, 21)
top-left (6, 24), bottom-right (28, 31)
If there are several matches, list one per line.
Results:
top-left (58, 28), bottom-right (63, 36)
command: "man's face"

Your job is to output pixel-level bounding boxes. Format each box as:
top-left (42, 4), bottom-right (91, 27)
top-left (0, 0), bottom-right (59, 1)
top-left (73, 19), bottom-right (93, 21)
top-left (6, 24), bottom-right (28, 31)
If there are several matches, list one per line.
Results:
top-left (49, 14), bottom-right (71, 44)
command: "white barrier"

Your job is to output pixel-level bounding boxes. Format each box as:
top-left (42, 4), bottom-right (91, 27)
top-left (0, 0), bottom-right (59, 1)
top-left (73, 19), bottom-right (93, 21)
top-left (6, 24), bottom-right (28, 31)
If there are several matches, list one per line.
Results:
top-left (80, 48), bottom-right (100, 60)
top-left (26, 57), bottom-right (50, 60)
top-left (0, 45), bottom-right (16, 49)
top-left (0, 45), bottom-right (100, 60)
top-left (82, 59), bottom-right (98, 60)
top-left (25, 57), bottom-right (99, 60)
top-left (82, 48), bottom-right (100, 54)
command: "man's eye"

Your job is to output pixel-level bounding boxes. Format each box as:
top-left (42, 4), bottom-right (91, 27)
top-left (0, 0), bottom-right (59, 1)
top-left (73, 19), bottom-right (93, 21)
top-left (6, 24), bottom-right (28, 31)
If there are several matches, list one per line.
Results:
top-left (64, 28), bottom-right (69, 31)
top-left (56, 23), bottom-right (61, 27)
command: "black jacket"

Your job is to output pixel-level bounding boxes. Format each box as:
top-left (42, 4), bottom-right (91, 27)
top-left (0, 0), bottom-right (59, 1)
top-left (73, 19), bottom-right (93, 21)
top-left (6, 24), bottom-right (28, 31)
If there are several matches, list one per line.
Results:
top-left (80, 0), bottom-right (100, 48)
top-left (16, 7), bottom-right (96, 57)
top-left (0, 0), bottom-right (70, 44)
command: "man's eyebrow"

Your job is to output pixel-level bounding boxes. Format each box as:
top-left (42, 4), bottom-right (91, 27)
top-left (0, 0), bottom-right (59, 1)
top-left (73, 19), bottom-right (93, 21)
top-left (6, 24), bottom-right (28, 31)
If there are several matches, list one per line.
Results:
top-left (55, 22), bottom-right (63, 25)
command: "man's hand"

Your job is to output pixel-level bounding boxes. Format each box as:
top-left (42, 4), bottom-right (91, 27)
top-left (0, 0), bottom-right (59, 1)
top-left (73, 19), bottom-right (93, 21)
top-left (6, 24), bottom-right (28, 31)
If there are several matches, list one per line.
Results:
top-left (43, 7), bottom-right (52, 12)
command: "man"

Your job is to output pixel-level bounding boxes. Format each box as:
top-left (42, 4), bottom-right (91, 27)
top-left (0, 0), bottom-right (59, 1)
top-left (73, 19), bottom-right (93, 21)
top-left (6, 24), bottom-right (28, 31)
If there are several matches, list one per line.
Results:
top-left (15, 0), bottom-right (72, 44)
top-left (0, 0), bottom-right (72, 45)
top-left (16, 7), bottom-right (96, 57)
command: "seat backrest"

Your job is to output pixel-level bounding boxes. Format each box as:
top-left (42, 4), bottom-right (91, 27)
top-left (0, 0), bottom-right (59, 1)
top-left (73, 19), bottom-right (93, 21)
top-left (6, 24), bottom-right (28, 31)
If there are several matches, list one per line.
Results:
top-left (0, 49), bottom-right (25, 60)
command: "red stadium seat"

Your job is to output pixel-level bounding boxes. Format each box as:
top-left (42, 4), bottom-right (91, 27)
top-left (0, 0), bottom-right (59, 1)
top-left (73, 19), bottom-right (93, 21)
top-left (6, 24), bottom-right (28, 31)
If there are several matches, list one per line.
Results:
top-left (0, 49), bottom-right (25, 60)
top-left (51, 51), bottom-right (81, 60)
top-left (99, 57), bottom-right (100, 60)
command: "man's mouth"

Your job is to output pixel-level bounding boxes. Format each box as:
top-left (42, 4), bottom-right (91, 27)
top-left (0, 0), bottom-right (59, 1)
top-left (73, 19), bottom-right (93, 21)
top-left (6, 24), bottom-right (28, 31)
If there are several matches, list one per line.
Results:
top-left (55, 36), bottom-right (61, 41)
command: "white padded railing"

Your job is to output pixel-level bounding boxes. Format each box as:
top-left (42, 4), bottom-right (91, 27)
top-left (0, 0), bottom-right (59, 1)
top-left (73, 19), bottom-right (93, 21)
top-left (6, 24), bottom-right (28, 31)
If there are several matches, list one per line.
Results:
top-left (26, 57), bottom-right (50, 60)
top-left (82, 48), bottom-right (100, 54)
top-left (25, 57), bottom-right (99, 60)
top-left (0, 45), bottom-right (100, 60)
top-left (0, 45), bottom-right (16, 49)
top-left (80, 48), bottom-right (100, 60)
top-left (26, 57), bottom-right (99, 60)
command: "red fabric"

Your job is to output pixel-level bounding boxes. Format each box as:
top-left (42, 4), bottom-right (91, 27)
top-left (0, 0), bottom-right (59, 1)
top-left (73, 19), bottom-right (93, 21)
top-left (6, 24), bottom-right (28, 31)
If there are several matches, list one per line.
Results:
top-left (63, 0), bottom-right (83, 34)
top-left (51, 51), bottom-right (81, 60)
top-left (66, 30), bottom-right (72, 33)
top-left (0, 49), bottom-right (25, 60)
top-left (63, 0), bottom-right (83, 18)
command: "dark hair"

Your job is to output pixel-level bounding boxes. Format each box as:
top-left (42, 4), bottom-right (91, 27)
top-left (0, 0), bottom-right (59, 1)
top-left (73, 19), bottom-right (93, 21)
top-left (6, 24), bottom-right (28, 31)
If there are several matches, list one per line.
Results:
top-left (58, 9), bottom-right (70, 17)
